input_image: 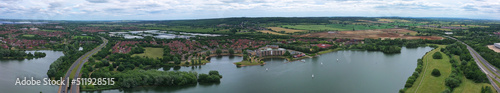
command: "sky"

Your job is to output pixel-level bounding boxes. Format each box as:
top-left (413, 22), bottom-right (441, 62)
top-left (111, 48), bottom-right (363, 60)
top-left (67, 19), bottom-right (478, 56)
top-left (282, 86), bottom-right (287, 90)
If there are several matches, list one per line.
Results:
top-left (0, 0), bottom-right (499, 20)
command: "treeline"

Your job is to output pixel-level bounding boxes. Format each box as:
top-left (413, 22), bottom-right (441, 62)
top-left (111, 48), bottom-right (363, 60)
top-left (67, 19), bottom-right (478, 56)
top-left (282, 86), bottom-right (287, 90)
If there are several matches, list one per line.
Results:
top-left (457, 25), bottom-right (500, 73)
top-left (442, 43), bottom-right (488, 83)
top-left (47, 41), bottom-right (100, 79)
top-left (85, 70), bottom-right (222, 89)
top-left (352, 38), bottom-right (453, 54)
top-left (0, 49), bottom-right (46, 59)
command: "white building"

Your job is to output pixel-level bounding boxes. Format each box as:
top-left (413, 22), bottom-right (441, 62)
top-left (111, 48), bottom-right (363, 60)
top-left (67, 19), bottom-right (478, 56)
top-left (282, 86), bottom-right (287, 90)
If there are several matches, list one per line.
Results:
top-left (444, 32), bottom-right (453, 35)
top-left (495, 43), bottom-right (500, 49)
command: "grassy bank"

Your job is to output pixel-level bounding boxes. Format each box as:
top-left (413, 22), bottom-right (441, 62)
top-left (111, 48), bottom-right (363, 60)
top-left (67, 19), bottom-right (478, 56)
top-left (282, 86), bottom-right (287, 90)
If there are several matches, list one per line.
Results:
top-left (405, 45), bottom-right (494, 93)
top-left (405, 45), bottom-right (451, 93)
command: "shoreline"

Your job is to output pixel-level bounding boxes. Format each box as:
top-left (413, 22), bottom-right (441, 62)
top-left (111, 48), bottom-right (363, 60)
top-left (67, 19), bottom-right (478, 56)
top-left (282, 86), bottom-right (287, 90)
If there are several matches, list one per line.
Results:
top-left (234, 48), bottom-right (343, 67)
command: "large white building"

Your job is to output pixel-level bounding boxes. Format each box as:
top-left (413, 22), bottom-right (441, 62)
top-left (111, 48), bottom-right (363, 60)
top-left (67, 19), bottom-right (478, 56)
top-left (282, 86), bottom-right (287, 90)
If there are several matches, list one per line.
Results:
top-left (495, 43), bottom-right (500, 49)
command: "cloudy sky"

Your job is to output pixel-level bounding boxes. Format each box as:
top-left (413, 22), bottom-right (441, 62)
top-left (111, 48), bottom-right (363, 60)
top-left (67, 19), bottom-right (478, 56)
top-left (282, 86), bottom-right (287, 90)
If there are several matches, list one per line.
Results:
top-left (0, 0), bottom-right (499, 20)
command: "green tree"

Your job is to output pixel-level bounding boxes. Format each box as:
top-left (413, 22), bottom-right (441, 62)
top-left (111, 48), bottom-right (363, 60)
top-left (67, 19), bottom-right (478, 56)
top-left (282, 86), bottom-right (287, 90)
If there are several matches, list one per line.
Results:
top-left (216, 49), bottom-right (222, 56)
top-left (109, 65), bottom-right (114, 71)
top-left (284, 51), bottom-right (291, 57)
top-left (173, 57), bottom-right (181, 64)
top-left (312, 46), bottom-right (319, 52)
top-left (432, 69), bottom-right (441, 77)
top-left (228, 48), bottom-right (234, 55)
top-left (205, 51), bottom-right (211, 56)
top-left (445, 77), bottom-right (461, 89)
top-left (230, 29), bottom-right (238, 34)
top-left (481, 86), bottom-right (493, 93)
top-left (433, 52), bottom-right (442, 59)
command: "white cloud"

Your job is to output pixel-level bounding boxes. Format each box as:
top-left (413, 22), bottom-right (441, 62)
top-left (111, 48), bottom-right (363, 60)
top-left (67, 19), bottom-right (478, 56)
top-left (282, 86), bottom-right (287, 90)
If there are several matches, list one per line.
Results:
top-left (0, 0), bottom-right (499, 20)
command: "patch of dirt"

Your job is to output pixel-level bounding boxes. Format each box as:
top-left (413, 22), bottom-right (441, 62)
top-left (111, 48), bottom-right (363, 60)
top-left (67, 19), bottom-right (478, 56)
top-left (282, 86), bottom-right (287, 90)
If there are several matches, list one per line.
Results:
top-left (294, 28), bottom-right (443, 40)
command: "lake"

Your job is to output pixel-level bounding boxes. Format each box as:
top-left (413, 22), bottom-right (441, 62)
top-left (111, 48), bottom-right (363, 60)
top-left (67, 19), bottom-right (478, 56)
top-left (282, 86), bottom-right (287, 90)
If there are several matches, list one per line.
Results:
top-left (92, 47), bottom-right (433, 93)
top-left (0, 50), bottom-right (64, 93)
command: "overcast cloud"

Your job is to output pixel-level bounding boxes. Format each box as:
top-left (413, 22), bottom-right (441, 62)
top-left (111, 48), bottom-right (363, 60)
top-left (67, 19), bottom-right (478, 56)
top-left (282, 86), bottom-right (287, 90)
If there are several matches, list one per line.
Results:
top-left (0, 0), bottom-right (499, 20)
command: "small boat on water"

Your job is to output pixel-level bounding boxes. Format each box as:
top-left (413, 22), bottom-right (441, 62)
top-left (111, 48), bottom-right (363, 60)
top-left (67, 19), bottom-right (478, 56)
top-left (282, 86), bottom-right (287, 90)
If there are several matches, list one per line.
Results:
top-left (300, 59), bottom-right (305, 62)
top-left (312, 74), bottom-right (314, 78)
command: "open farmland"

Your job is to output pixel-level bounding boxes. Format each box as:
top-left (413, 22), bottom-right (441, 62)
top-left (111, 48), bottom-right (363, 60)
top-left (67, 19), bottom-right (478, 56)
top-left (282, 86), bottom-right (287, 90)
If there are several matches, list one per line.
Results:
top-left (378, 18), bottom-right (411, 22)
top-left (258, 30), bottom-right (287, 35)
top-left (267, 27), bottom-right (306, 33)
top-left (281, 24), bottom-right (394, 31)
top-left (294, 28), bottom-right (443, 40)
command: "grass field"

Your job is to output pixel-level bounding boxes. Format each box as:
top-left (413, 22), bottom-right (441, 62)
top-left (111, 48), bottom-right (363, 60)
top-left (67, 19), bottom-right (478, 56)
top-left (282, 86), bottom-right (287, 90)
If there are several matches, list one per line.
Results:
top-left (416, 26), bottom-right (453, 31)
top-left (405, 45), bottom-right (494, 93)
top-left (281, 24), bottom-right (394, 31)
top-left (267, 27), bottom-right (306, 33)
top-left (132, 47), bottom-right (163, 58)
top-left (406, 45), bottom-right (450, 93)
top-left (378, 18), bottom-right (411, 22)
top-left (258, 30), bottom-right (287, 35)
top-left (73, 36), bottom-right (94, 39)
top-left (22, 34), bottom-right (35, 37)
top-left (40, 29), bottom-right (58, 32)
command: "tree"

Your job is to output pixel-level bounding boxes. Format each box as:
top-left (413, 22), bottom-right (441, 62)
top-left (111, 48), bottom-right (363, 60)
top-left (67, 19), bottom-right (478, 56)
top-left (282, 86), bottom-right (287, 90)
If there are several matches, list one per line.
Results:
top-left (205, 51), bottom-right (211, 56)
top-left (433, 52), bottom-right (442, 59)
top-left (432, 69), bottom-right (441, 77)
top-left (216, 49), bottom-right (222, 56)
top-left (230, 29), bottom-right (237, 34)
top-left (481, 86), bottom-right (493, 93)
top-left (228, 48), bottom-right (234, 55)
top-left (109, 65), bottom-right (114, 71)
top-left (445, 77), bottom-right (461, 89)
top-left (117, 64), bottom-right (125, 71)
top-left (284, 51), bottom-right (291, 57)
top-left (173, 57), bottom-right (181, 64)
top-left (311, 46), bottom-right (319, 52)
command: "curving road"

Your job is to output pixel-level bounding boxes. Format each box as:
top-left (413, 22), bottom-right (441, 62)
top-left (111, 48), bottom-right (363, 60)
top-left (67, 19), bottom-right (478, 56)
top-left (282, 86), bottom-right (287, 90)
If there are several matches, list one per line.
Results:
top-left (444, 35), bottom-right (500, 93)
top-left (58, 37), bottom-right (108, 93)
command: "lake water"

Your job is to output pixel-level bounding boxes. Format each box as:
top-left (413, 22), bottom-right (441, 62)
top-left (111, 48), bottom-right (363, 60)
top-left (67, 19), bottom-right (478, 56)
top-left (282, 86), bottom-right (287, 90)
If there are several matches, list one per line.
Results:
top-left (92, 47), bottom-right (433, 93)
top-left (0, 50), bottom-right (64, 93)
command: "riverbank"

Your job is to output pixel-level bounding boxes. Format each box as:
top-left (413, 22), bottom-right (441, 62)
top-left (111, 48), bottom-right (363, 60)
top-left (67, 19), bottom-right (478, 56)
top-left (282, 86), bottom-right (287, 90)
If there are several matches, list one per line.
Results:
top-left (404, 45), bottom-right (494, 93)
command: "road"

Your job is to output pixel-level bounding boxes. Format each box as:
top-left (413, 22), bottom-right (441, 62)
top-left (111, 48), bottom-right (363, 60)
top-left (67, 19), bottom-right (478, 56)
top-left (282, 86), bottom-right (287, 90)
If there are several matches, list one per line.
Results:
top-left (444, 35), bottom-right (500, 93)
top-left (58, 37), bottom-right (108, 93)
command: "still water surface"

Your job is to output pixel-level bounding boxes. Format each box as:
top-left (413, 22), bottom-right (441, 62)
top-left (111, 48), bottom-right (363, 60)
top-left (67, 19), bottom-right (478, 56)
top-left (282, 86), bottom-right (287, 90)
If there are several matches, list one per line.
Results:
top-left (0, 50), bottom-right (64, 93)
top-left (93, 47), bottom-right (432, 93)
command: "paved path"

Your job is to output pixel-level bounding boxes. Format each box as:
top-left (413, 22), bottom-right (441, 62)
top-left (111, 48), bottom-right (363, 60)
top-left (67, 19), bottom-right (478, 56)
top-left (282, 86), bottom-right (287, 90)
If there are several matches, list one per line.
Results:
top-left (58, 37), bottom-right (108, 93)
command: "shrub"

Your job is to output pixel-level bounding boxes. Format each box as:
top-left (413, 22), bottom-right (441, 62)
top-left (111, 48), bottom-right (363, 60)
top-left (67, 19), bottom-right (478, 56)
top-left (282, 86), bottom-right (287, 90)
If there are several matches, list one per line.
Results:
top-left (445, 77), bottom-right (461, 89)
top-left (433, 52), bottom-right (442, 59)
top-left (432, 69), bottom-right (441, 77)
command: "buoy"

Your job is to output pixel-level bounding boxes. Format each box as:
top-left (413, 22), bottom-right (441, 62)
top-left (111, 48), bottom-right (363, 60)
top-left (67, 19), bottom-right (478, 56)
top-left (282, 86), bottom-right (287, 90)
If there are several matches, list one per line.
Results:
top-left (320, 62), bottom-right (323, 65)
top-left (312, 74), bottom-right (315, 78)
top-left (266, 68), bottom-right (268, 71)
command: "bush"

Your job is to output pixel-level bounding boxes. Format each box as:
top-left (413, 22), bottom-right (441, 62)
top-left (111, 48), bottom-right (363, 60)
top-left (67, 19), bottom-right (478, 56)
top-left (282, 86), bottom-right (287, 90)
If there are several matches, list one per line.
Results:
top-left (433, 52), bottom-right (442, 59)
top-left (481, 86), bottom-right (493, 93)
top-left (432, 69), bottom-right (441, 77)
top-left (445, 77), bottom-right (461, 89)
top-left (399, 89), bottom-right (405, 93)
